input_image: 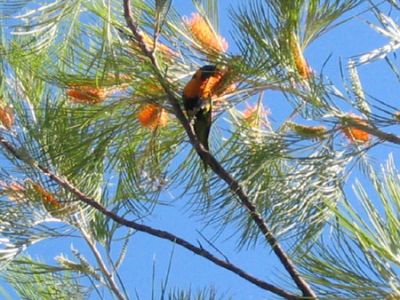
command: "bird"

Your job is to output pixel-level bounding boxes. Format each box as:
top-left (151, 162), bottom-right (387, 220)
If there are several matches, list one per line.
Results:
top-left (183, 65), bottom-right (221, 153)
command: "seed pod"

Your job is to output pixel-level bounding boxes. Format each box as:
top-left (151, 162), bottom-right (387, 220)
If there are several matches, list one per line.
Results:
top-left (288, 122), bottom-right (327, 140)
top-left (289, 33), bottom-right (311, 79)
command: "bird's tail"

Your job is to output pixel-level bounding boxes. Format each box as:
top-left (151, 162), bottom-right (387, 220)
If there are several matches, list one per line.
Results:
top-left (194, 113), bottom-right (211, 171)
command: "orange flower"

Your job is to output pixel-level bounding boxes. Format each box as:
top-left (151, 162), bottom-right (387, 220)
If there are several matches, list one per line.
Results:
top-left (242, 105), bottom-right (269, 128)
top-left (289, 33), bottom-right (311, 79)
top-left (31, 182), bottom-right (62, 211)
top-left (243, 106), bottom-right (257, 120)
top-left (341, 114), bottom-right (369, 143)
top-left (0, 105), bottom-right (14, 130)
top-left (184, 13), bottom-right (228, 53)
top-left (66, 86), bottom-right (108, 104)
top-left (137, 104), bottom-right (168, 130)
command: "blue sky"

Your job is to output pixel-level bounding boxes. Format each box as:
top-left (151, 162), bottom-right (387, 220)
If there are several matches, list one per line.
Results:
top-left (1, 1), bottom-right (400, 299)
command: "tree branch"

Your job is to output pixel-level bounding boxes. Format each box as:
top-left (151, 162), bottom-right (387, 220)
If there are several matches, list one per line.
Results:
top-left (81, 228), bottom-right (127, 300)
top-left (0, 135), bottom-right (301, 300)
top-left (122, 0), bottom-right (317, 298)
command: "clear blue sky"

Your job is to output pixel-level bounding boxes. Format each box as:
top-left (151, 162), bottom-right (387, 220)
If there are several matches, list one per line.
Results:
top-left (1, 1), bottom-right (400, 299)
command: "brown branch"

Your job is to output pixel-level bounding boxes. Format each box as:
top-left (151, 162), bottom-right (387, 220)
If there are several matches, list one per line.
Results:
top-left (122, 0), bottom-right (317, 298)
top-left (171, 102), bottom-right (317, 299)
top-left (122, 0), bottom-right (155, 62)
top-left (0, 135), bottom-right (301, 300)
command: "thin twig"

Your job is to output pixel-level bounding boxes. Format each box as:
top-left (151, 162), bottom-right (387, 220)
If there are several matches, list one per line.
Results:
top-left (197, 230), bottom-right (230, 263)
top-left (81, 228), bottom-right (127, 300)
top-left (122, 0), bottom-right (317, 298)
top-left (0, 135), bottom-right (301, 300)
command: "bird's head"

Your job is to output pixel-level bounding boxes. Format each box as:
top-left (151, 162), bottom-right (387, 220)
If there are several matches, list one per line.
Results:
top-left (199, 65), bottom-right (218, 78)
top-left (183, 65), bottom-right (224, 100)
top-left (191, 65), bottom-right (221, 80)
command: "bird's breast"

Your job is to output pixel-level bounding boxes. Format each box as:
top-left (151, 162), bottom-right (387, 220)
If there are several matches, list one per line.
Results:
top-left (183, 78), bottom-right (202, 99)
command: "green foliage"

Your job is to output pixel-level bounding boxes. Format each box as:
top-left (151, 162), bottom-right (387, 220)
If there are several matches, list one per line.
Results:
top-left (0, 0), bottom-right (398, 299)
top-left (167, 286), bottom-right (230, 300)
top-left (4, 256), bottom-right (88, 300)
top-left (297, 155), bottom-right (400, 298)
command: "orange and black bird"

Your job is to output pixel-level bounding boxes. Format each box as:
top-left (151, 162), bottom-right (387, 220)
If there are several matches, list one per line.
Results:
top-left (183, 65), bottom-right (222, 152)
